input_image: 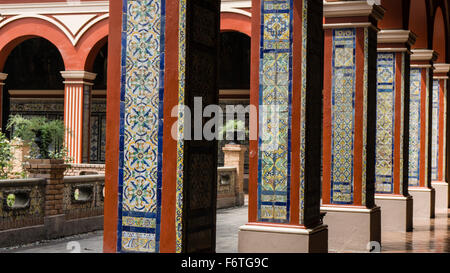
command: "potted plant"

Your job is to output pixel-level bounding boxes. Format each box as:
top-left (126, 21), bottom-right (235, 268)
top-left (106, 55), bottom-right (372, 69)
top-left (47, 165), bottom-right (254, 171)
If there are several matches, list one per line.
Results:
top-left (6, 115), bottom-right (69, 165)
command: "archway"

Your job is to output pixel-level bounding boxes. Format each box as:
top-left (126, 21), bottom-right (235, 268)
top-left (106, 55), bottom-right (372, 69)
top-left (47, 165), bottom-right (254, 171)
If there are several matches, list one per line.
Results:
top-left (2, 37), bottom-right (65, 132)
top-left (216, 30), bottom-right (251, 252)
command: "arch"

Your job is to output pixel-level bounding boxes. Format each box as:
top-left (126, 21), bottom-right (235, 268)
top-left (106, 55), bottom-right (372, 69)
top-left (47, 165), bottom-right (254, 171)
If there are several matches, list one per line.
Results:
top-left (432, 6), bottom-right (447, 62)
top-left (409, 0), bottom-right (430, 49)
top-left (76, 18), bottom-right (109, 71)
top-left (0, 17), bottom-right (79, 71)
top-left (220, 12), bottom-right (251, 37)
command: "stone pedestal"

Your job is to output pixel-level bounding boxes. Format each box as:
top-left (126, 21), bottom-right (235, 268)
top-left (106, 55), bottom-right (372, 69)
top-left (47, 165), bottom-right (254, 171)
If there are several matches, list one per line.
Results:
top-left (375, 195), bottom-right (413, 232)
top-left (321, 206), bottom-right (381, 253)
top-left (223, 144), bottom-right (246, 206)
top-left (409, 187), bottom-right (435, 218)
top-left (238, 225), bottom-right (328, 253)
top-left (431, 181), bottom-right (448, 214)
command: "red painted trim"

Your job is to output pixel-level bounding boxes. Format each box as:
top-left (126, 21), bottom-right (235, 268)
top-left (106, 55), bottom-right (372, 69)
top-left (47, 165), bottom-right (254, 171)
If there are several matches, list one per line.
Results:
top-left (353, 28), bottom-right (364, 206)
top-left (160, 0), bottom-right (179, 253)
top-left (248, 0), bottom-right (260, 223)
top-left (393, 52), bottom-right (403, 195)
top-left (103, 0), bottom-right (122, 254)
top-left (419, 68), bottom-right (428, 188)
top-left (220, 12), bottom-right (251, 37)
top-left (288, 0), bottom-right (303, 225)
top-left (322, 29), bottom-right (333, 205)
top-left (0, 18), bottom-right (77, 70)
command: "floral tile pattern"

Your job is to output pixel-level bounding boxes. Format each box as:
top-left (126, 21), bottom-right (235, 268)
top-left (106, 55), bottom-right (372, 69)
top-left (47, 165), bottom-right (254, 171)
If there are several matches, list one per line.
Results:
top-left (431, 79), bottom-right (440, 181)
top-left (330, 28), bottom-right (356, 204)
top-left (117, 0), bottom-right (165, 253)
top-left (257, 0), bottom-right (293, 223)
top-left (408, 68), bottom-right (422, 187)
top-left (375, 53), bottom-right (395, 194)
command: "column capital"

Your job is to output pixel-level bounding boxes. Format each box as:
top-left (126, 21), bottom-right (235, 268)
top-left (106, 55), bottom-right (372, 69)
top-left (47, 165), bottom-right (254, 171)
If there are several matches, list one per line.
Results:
top-left (0, 73), bottom-right (7, 85)
top-left (324, 0), bottom-right (385, 29)
top-left (377, 29), bottom-right (416, 53)
top-left (60, 70), bottom-right (97, 85)
top-left (433, 63), bottom-right (450, 79)
top-left (411, 49), bottom-right (438, 68)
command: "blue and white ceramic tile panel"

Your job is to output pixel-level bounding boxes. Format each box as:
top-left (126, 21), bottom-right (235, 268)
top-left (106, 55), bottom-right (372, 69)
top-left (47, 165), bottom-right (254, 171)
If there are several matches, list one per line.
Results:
top-left (408, 68), bottom-right (422, 187)
top-left (117, 0), bottom-right (166, 253)
top-left (258, 0), bottom-right (293, 223)
top-left (431, 79), bottom-right (440, 181)
top-left (330, 28), bottom-right (356, 204)
top-left (375, 53), bottom-right (396, 194)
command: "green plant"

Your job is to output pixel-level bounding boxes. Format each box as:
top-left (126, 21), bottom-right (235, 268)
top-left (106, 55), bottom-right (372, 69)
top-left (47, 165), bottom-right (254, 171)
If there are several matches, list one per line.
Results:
top-left (7, 115), bottom-right (67, 159)
top-left (219, 119), bottom-right (248, 144)
top-left (0, 132), bottom-right (13, 179)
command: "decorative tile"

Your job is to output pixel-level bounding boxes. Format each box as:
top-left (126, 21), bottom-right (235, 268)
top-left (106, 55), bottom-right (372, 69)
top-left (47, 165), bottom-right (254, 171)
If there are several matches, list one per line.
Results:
top-left (330, 28), bottom-right (356, 204)
top-left (431, 79), bottom-right (440, 180)
top-left (375, 53), bottom-right (395, 194)
top-left (408, 68), bottom-right (421, 187)
top-left (118, 0), bottom-right (165, 253)
top-left (257, 0), bottom-right (292, 223)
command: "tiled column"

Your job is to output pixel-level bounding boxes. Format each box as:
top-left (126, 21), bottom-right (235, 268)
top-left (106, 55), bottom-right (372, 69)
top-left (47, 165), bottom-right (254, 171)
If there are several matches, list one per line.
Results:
top-left (61, 71), bottom-right (96, 164)
top-left (374, 30), bottom-right (415, 232)
top-left (321, 1), bottom-right (384, 252)
top-left (238, 0), bottom-right (327, 253)
top-left (0, 73), bottom-right (6, 130)
top-left (408, 49), bottom-right (437, 219)
top-left (431, 63), bottom-right (450, 213)
top-left (104, 0), bottom-right (222, 253)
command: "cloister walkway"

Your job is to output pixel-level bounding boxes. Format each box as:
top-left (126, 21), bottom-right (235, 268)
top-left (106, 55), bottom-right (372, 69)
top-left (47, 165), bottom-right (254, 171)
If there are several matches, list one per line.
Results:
top-left (0, 204), bottom-right (448, 253)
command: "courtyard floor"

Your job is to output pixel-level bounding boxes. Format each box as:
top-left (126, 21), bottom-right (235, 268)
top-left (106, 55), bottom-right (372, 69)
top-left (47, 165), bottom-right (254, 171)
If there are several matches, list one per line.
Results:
top-left (1, 204), bottom-right (449, 253)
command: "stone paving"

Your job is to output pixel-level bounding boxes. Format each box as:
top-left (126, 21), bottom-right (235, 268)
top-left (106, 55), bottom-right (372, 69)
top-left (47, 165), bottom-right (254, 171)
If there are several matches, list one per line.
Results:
top-left (1, 205), bottom-right (449, 253)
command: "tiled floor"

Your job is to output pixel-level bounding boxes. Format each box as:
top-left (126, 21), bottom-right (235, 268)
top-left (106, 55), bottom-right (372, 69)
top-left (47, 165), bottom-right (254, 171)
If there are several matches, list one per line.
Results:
top-left (382, 210), bottom-right (450, 253)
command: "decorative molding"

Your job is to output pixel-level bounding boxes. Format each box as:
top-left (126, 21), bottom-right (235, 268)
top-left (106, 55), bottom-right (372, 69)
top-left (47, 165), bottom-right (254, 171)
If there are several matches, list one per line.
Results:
top-left (0, 1), bottom-right (109, 46)
top-left (411, 49), bottom-right (438, 62)
top-left (323, 22), bottom-right (379, 32)
top-left (0, 73), bottom-right (7, 81)
top-left (239, 224), bottom-right (327, 235)
top-left (221, 0), bottom-right (251, 17)
top-left (0, 1), bottom-right (109, 15)
top-left (433, 63), bottom-right (450, 74)
top-left (61, 71), bottom-right (97, 81)
top-left (324, 0), bottom-right (384, 21)
top-left (378, 29), bottom-right (416, 46)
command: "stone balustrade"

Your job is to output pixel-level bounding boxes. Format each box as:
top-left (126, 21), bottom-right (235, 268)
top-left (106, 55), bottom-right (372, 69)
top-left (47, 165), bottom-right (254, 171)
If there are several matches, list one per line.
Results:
top-left (0, 171), bottom-right (104, 248)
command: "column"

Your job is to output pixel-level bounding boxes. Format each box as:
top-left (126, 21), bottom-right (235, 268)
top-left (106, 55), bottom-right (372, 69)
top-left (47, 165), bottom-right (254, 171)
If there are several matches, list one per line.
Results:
top-left (322, 0), bottom-right (384, 252)
top-left (374, 30), bottom-right (415, 232)
top-left (0, 73), bottom-right (6, 130)
top-left (61, 71), bottom-right (96, 164)
top-left (238, 0), bottom-right (326, 253)
top-left (431, 63), bottom-right (450, 213)
top-left (104, 0), bottom-right (221, 253)
top-left (408, 49), bottom-right (437, 219)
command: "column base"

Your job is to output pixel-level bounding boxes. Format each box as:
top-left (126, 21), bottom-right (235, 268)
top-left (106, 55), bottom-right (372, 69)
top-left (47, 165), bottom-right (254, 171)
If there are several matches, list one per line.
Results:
top-left (320, 206), bottom-right (381, 252)
top-left (375, 195), bottom-right (413, 232)
top-left (238, 224), bottom-right (328, 253)
top-left (409, 187), bottom-right (435, 218)
top-left (431, 181), bottom-right (449, 214)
